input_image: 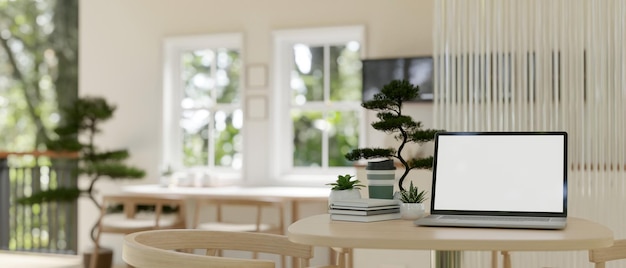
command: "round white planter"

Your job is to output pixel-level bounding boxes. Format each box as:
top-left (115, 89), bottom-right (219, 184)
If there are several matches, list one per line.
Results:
top-left (400, 203), bottom-right (425, 220)
top-left (328, 189), bottom-right (362, 207)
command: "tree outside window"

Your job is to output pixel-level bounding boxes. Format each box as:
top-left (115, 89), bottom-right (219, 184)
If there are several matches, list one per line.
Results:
top-left (0, 0), bottom-right (78, 151)
top-left (0, 0), bottom-right (79, 253)
top-left (163, 34), bottom-right (243, 180)
top-left (273, 26), bottom-right (364, 180)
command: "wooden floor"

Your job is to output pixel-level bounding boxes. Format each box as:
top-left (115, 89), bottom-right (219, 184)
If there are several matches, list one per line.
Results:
top-left (0, 251), bottom-right (82, 268)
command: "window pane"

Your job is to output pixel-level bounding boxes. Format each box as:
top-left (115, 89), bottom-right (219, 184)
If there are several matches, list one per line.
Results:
top-left (330, 43), bottom-right (362, 102)
top-left (291, 45), bottom-right (324, 104)
top-left (181, 49), bottom-right (214, 108)
top-left (328, 110), bottom-right (360, 167)
top-left (213, 109), bottom-right (243, 168)
top-left (181, 109), bottom-right (210, 167)
top-left (292, 110), bottom-right (323, 167)
top-left (215, 49), bottom-right (241, 104)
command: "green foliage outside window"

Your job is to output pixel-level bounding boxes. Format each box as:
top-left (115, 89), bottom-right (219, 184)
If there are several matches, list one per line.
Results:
top-left (290, 43), bottom-right (362, 168)
top-left (0, 0), bottom-right (79, 152)
top-left (180, 48), bottom-right (242, 169)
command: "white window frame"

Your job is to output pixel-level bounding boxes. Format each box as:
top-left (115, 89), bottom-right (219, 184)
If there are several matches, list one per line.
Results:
top-left (271, 26), bottom-right (366, 186)
top-left (162, 33), bottom-right (244, 181)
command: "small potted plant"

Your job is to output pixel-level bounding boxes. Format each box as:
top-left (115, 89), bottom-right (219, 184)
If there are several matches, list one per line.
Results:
top-left (160, 165), bottom-right (176, 187)
top-left (398, 181), bottom-right (427, 220)
top-left (326, 174), bottom-right (366, 206)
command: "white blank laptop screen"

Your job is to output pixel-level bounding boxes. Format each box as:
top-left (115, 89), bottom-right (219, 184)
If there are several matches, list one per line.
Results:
top-left (433, 134), bottom-right (565, 213)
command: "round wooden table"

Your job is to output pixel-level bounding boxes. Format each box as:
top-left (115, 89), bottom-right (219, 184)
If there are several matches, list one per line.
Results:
top-left (287, 214), bottom-right (613, 268)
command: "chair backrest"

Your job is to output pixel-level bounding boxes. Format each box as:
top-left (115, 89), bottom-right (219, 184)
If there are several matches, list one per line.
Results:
top-left (97, 194), bottom-right (187, 234)
top-left (90, 195), bottom-right (188, 268)
top-left (193, 197), bottom-right (284, 233)
top-left (123, 229), bottom-right (314, 268)
top-left (589, 239), bottom-right (626, 268)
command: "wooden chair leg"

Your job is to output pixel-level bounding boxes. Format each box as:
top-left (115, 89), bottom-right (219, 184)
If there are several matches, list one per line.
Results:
top-left (337, 250), bottom-right (345, 268)
top-left (346, 248), bottom-right (353, 268)
top-left (501, 251), bottom-right (511, 268)
top-left (281, 255), bottom-right (286, 268)
top-left (491, 250), bottom-right (498, 268)
top-left (330, 247), bottom-right (352, 268)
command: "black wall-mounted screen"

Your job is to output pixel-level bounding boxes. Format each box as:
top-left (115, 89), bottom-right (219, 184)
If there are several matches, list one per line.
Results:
top-left (362, 56), bottom-right (433, 102)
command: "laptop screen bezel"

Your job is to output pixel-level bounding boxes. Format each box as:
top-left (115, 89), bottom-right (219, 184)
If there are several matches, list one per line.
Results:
top-left (429, 131), bottom-right (568, 217)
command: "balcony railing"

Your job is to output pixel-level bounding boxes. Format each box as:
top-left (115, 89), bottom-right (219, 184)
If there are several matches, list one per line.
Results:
top-left (0, 151), bottom-right (79, 254)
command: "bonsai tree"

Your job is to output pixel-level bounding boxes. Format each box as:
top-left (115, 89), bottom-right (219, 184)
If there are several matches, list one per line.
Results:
top-left (399, 181), bottom-right (428, 203)
top-left (18, 96), bottom-right (146, 244)
top-left (326, 174), bottom-right (365, 190)
top-left (345, 79), bottom-right (442, 192)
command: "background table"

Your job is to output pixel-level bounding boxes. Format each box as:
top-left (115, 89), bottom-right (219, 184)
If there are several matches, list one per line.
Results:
top-left (287, 214), bottom-right (614, 268)
top-left (122, 185), bottom-right (331, 223)
top-left (122, 185), bottom-right (334, 266)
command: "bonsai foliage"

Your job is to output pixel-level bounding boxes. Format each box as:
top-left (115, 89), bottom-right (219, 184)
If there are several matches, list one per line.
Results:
top-left (345, 80), bottom-right (442, 191)
top-left (399, 181), bottom-right (428, 203)
top-left (326, 174), bottom-right (366, 190)
top-left (18, 96), bottom-right (146, 243)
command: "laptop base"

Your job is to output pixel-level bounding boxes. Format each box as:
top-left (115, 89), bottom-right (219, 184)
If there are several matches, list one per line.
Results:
top-left (414, 215), bottom-right (567, 230)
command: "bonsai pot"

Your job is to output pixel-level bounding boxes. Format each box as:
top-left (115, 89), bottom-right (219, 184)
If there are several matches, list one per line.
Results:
top-left (328, 189), bottom-right (361, 207)
top-left (400, 203), bottom-right (425, 220)
top-left (83, 247), bottom-right (113, 268)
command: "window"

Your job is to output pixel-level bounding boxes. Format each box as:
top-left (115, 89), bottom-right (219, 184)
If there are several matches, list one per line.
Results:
top-left (163, 34), bottom-right (243, 181)
top-left (272, 26), bottom-right (365, 183)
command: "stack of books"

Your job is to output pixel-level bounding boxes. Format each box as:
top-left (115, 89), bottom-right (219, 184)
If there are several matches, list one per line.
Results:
top-left (329, 198), bottom-right (401, 222)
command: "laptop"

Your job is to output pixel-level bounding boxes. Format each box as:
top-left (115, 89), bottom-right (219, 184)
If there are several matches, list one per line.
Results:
top-left (414, 131), bottom-right (568, 229)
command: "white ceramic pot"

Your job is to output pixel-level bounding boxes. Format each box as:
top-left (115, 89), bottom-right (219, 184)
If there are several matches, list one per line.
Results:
top-left (400, 203), bottom-right (425, 220)
top-left (328, 189), bottom-right (362, 207)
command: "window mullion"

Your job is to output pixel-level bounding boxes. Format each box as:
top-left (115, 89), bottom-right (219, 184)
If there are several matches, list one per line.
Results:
top-left (322, 45), bottom-right (331, 169)
top-left (168, 49), bottom-right (185, 170)
top-left (207, 60), bottom-right (217, 169)
top-left (286, 55), bottom-right (296, 172)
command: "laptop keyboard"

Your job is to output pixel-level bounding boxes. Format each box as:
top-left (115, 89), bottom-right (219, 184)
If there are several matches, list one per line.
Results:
top-left (440, 215), bottom-right (551, 222)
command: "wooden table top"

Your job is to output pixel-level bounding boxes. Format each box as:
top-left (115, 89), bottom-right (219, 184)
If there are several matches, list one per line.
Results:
top-left (287, 214), bottom-right (613, 251)
top-left (122, 184), bottom-right (331, 201)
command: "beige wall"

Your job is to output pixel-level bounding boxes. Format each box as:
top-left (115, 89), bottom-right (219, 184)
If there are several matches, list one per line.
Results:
top-left (80, 0), bottom-right (435, 266)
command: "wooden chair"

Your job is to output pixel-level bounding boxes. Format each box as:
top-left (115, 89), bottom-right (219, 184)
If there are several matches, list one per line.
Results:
top-left (495, 240), bottom-right (625, 268)
top-left (122, 229), bottom-right (342, 268)
top-left (89, 194), bottom-right (187, 268)
top-left (193, 197), bottom-right (285, 234)
top-left (192, 197), bottom-right (287, 266)
top-left (589, 239), bottom-right (626, 268)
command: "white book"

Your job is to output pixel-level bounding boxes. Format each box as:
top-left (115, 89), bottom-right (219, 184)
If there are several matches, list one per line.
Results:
top-left (329, 204), bottom-right (400, 211)
top-left (330, 198), bottom-right (400, 208)
top-left (330, 213), bottom-right (401, 222)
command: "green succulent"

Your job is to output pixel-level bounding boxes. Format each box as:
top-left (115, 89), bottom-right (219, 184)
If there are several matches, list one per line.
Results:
top-left (399, 181), bottom-right (428, 203)
top-left (326, 174), bottom-right (366, 190)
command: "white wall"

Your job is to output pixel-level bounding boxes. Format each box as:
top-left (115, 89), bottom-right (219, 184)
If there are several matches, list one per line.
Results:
top-left (79, 0), bottom-right (436, 267)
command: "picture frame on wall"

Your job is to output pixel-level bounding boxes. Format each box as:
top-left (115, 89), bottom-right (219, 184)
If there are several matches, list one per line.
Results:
top-left (247, 64), bottom-right (267, 89)
top-left (246, 96), bottom-right (267, 120)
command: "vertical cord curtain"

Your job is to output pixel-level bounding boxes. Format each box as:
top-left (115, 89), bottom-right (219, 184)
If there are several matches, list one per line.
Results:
top-left (434, 0), bottom-right (626, 267)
